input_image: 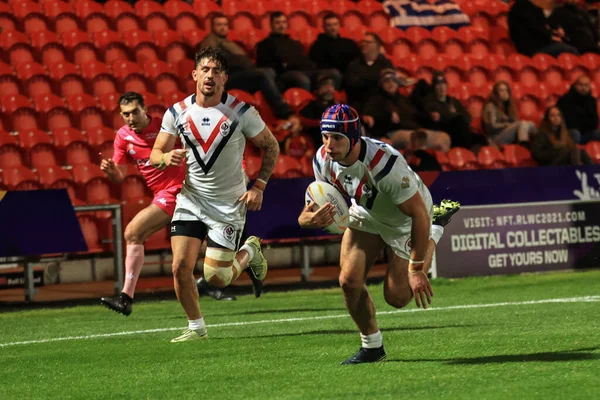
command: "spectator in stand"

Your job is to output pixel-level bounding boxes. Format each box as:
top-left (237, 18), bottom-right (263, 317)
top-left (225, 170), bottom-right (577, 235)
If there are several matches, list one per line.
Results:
top-left (508, 0), bottom-right (579, 56)
top-left (199, 13), bottom-right (301, 131)
top-left (256, 11), bottom-right (341, 92)
top-left (557, 75), bottom-right (600, 144)
top-left (482, 81), bottom-right (537, 146)
top-left (422, 72), bottom-right (485, 149)
top-left (298, 75), bottom-right (338, 149)
top-left (345, 32), bottom-right (394, 113)
top-left (309, 13), bottom-right (361, 75)
top-left (363, 69), bottom-right (450, 151)
top-left (531, 106), bottom-right (592, 165)
top-left (550, 0), bottom-right (600, 54)
top-left (405, 129), bottom-right (443, 172)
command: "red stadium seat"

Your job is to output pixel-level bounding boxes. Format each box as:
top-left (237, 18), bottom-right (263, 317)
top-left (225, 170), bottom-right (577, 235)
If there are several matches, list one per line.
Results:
top-left (283, 88), bottom-right (315, 112)
top-left (0, 130), bottom-right (23, 168)
top-left (52, 127), bottom-right (87, 150)
top-left (244, 155), bottom-right (261, 180)
top-left (121, 175), bottom-right (149, 201)
top-left (161, 91), bottom-right (187, 107)
top-left (86, 126), bottom-right (115, 151)
top-left (272, 155), bottom-right (304, 178)
top-left (447, 147), bottom-right (479, 170)
top-left (104, 0), bottom-right (135, 19)
top-left (434, 150), bottom-right (452, 171)
top-left (77, 215), bottom-right (104, 253)
top-left (67, 93), bottom-right (100, 114)
top-left (38, 165), bottom-right (73, 188)
top-left (1, 166), bottom-right (41, 190)
top-left (503, 144), bottom-right (536, 167)
top-left (477, 146), bottom-right (509, 169)
top-left (585, 141), bottom-right (600, 164)
top-left (1, 94), bottom-right (34, 114)
top-left (65, 142), bottom-right (93, 166)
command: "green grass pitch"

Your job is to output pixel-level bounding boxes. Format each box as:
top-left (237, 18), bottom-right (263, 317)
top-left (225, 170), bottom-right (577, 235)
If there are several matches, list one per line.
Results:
top-left (1, 269), bottom-right (599, 399)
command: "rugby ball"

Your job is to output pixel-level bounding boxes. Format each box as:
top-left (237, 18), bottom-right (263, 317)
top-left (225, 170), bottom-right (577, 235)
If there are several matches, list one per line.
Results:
top-left (304, 181), bottom-right (349, 234)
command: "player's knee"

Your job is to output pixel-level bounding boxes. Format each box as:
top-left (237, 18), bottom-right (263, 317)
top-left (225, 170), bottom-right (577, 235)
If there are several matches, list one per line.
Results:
top-left (339, 271), bottom-right (364, 292)
top-left (384, 290), bottom-right (412, 309)
top-left (203, 248), bottom-right (236, 288)
top-left (171, 258), bottom-right (194, 283)
top-left (124, 223), bottom-right (144, 244)
top-left (204, 264), bottom-right (233, 288)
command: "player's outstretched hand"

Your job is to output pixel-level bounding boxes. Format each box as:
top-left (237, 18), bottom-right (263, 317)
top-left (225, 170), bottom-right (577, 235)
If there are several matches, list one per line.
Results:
top-left (164, 149), bottom-right (186, 167)
top-left (302, 201), bottom-right (336, 228)
top-left (100, 158), bottom-right (117, 176)
top-left (239, 188), bottom-right (263, 211)
top-left (408, 270), bottom-right (433, 309)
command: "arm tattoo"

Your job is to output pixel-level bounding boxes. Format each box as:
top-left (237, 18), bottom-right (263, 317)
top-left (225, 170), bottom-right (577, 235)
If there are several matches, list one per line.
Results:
top-left (256, 133), bottom-right (280, 182)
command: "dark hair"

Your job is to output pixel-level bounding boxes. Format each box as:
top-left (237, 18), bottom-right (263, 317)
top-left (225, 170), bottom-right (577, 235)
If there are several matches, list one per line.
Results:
top-left (211, 12), bottom-right (228, 26)
top-left (270, 11), bottom-right (286, 24)
top-left (539, 106), bottom-right (572, 146)
top-left (365, 32), bottom-right (383, 47)
top-left (411, 129), bottom-right (428, 143)
top-left (488, 80), bottom-right (518, 121)
top-left (118, 92), bottom-right (144, 107)
top-left (194, 47), bottom-right (229, 72)
top-left (322, 12), bottom-right (339, 22)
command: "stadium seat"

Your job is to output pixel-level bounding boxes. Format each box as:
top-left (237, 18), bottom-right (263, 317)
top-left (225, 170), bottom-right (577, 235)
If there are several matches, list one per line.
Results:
top-left (244, 155), bottom-right (261, 180)
top-left (38, 165), bottom-right (73, 188)
top-left (161, 91), bottom-right (187, 107)
top-left (52, 127), bottom-right (87, 152)
top-left (121, 174), bottom-right (149, 201)
top-left (104, 0), bottom-right (135, 19)
top-left (434, 150), bottom-right (452, 171)
top-left (585, 141), bottom-right (600, 164)
top-left (114, 15), bottom-right (142, 35)
top-left (86, 126), bottom-right (115, 152)
top-left (477, 146), bottom-right (509, 169)
top-left (77, 215), bottom-right (104, 253)
top-left (17, 128), bottom-right (53, 151)
top-left (447, 147), bottom-right (479, 170)
top-left (503, 144), bottom-right (537, 167)
top-left (0, 166), bottom-right (41, 190)
top-left (65, 141), bottom-right (93, 166)
top-left (283, 88), bottom-right (315, 112)
top-left (0, 130), bottom-right (23, 168)
top-left (272, 155), bottom-right (304, 178)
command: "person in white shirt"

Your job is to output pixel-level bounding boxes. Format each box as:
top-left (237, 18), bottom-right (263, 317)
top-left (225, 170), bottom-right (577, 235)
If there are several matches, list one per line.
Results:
top-left (298, 104), bottom-right (460, 364)
top-left (150, 48), bottom-right (280, 343)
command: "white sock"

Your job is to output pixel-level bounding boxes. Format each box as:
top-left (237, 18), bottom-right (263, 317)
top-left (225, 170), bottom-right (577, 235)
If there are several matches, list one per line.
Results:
top-left (360, 330), bottom-right (383, 349)
top-left (188, 318), bottom-right (206, 331)
top-left (239, 244), bottom-right (255, 261)
top-left (431, 225), bottom-right (444, 245)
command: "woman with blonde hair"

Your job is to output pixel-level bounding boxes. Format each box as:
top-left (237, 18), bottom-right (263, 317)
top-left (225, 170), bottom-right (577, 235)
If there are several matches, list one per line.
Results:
top-left (482, 81), bottom-right (537, 145)
top-left (531, 106), bottom-right (591, 165)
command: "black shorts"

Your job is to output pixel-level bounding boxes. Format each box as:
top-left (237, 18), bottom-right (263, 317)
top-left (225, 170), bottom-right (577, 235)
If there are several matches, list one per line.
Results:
top-left (170, 220), bottom-right (248, 250)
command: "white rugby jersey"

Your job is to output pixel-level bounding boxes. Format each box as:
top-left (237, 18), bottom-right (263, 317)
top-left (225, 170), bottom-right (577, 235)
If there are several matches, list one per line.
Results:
top-left (161, 92), bottom-right (265, 201)
top-left (313, 137), bottom-right (433, 229)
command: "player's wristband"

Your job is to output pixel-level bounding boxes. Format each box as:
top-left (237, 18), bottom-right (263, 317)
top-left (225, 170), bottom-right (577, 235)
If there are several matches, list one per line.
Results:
top-left (408, 260), bottom-right (424, 274)
top-left (253, 179), bottom-right (267, 192)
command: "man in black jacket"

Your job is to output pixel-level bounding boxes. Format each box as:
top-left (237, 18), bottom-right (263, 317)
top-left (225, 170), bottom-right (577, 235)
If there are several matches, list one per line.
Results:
top-left (298, 75), bottom-right (338, 148)
top-left (344, 32), bottom-right (394, 113)
top-left (508, 0), bottom-right (579, 56)
top-left (557, 75), bottom-right (600, 144)
top-left (423, 72), bottom-right (483, 149)
top-left (550, 0), bottom-right (600, 54)
top-left (256, 11), bottom-right (341, 91)
top-left (309, 13), bottom-right (361, 75)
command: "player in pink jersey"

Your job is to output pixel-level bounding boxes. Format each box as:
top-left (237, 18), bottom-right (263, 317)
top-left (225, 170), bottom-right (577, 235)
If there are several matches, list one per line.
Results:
top-left (99, 92), bottom-right (186, 316)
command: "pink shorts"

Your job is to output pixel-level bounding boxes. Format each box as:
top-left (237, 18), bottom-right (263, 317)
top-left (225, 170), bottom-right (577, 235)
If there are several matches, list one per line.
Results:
top-left (152, 185), bottom-right (181, 217)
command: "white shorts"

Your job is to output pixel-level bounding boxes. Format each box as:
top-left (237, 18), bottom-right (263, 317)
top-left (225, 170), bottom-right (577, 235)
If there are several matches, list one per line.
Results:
top-left (172, 186), bottom-right (246, 250)
top-left (348, 205), bottom-right (434, 260)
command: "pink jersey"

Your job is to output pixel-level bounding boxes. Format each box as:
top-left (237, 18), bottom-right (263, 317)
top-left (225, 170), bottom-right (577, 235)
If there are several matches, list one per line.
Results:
top-left (113, 118), bottom-right (185, 193)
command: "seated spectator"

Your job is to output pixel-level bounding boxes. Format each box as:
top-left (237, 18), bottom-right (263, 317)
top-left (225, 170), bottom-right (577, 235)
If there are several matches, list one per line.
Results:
top-left (483, 81), bottom-right (537, 146)
top-left (345, 32), bottom-right (394, 113)
top-left (363, 69), bottom-right (451, 151)
top-left (550, 0), bottom-right (600, 54)
top-left (309, 13), bottom-right (361, 75)
top-left (531, 106), bottom-right (591, 165)
top-left (298, 75), bottom-right (338, 149)
top-left (200, 14), bottom-right (300, 130)
top-left (422, 72), bottom-right (485, 149)
top-left (557, 75), bottom-right (600, 144)
top-left (508, 0), bottom-right (579, 56)
top-left (405, 130), bottom-right (443, 172)
top-left (256, 11), bottom-right (341, 92)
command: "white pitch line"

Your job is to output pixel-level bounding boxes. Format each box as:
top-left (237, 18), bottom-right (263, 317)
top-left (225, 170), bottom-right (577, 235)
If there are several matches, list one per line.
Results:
top-left (1, 295), bottom-right (598, 348)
